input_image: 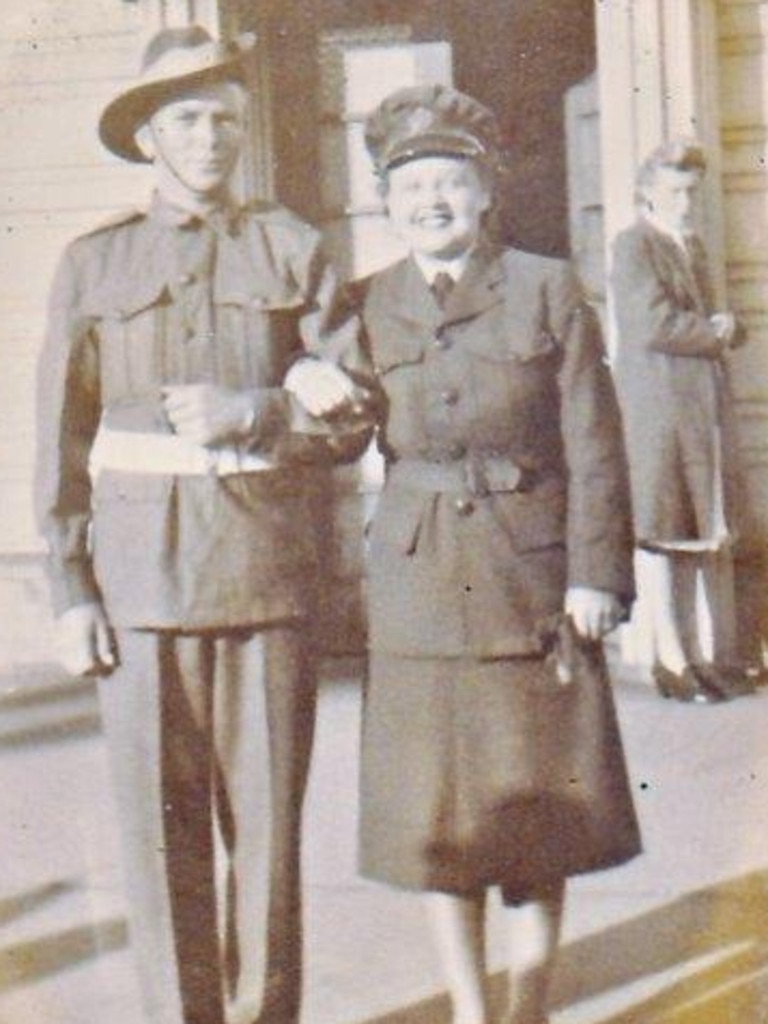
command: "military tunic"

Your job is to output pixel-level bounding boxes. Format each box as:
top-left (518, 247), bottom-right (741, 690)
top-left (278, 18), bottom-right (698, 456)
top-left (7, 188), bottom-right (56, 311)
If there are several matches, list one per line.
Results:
top-left (340, 244), bottom-right (641, 900)
top-left (36, 193), bottom-right (357, 629)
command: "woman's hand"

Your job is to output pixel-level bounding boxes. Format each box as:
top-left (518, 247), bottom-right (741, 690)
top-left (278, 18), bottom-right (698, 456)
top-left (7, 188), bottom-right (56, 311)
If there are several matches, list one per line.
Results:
top-left (564, 587), bottom-right (624, 640)
top-left (284, 359), bottom-right (360, 418)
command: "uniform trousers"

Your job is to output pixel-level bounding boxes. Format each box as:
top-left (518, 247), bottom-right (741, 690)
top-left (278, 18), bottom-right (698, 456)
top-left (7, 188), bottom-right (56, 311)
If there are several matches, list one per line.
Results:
top-left (97, 624), bottom-right (317, 1024)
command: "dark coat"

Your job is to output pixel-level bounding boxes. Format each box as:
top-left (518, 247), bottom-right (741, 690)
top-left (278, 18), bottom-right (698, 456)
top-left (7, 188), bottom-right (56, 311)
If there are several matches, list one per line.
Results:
top-left (35, 195), bottom-right (363, 630)
top-left (342, 243), bottom-right (634, 658)
top-left (611, 218), bottom-right (744, 544)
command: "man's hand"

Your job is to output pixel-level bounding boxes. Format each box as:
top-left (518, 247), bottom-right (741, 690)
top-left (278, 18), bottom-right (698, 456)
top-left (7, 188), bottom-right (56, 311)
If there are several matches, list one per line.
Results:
top-left (710, 311), bottom-right (737, 347)
top-left (565, 587), bottom-right (624, 641)
top-left (56, 602), bottom-right (116, 677)
top-left (284, 359), bottom-right (360, 418)
top-left (162, 384), bottom-right (255, 446)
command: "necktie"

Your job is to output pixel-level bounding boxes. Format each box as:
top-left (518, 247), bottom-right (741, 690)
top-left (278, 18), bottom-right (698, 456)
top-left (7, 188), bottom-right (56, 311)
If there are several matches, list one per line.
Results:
top-left (680, 233), bottom-right (709, 308)
top-left (680, 233), bottom-right (696, 265)
top-left (430, 271), bottom-right (455, 310)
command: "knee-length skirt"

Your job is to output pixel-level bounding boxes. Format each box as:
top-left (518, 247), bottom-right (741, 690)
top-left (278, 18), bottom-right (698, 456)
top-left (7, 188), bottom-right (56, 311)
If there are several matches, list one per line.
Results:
top-left (359, 642), bottom-right (641, 904)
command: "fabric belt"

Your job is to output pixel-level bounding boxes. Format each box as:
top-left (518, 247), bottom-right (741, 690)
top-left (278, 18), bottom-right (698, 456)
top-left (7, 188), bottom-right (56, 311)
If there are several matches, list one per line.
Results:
top-left (389, 455), bottom-right (537, 496)
top-left (88, 426), bottom-right (275, 479)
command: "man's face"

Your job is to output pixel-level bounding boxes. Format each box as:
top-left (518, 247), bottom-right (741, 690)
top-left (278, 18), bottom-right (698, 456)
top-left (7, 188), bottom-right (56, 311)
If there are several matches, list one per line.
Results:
top-left (384, 155), bottom-right (491, 259)
top-left (643, 166), bottom-right (702, 235)
top-left (145, 82), bottom-right (246, 197)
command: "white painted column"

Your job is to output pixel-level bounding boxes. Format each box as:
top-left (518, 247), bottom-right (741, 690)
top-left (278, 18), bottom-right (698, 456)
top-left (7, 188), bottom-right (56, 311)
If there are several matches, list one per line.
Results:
top-left (596, 0), bottom-right (724, 292)
top-left (595, 0), bottom-right (640, 244)
top-left (663, 0), bottom-right (727, 296)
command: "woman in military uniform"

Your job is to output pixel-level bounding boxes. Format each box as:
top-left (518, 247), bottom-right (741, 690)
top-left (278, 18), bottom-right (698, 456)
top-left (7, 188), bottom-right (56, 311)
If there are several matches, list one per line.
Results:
top-left (303, 85), bottom-right (642, 1024)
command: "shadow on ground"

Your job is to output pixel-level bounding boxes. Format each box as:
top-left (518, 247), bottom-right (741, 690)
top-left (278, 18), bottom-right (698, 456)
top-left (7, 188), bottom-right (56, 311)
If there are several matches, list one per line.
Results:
top-left (360, 869), bottom-right (768, 1023)
top-left (0, 879), bottom-right (127, 990)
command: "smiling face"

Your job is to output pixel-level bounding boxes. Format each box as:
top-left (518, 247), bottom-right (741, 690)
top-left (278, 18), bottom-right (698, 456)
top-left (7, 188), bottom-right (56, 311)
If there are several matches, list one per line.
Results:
top-left (642, 165), bottom-right (703, 235)
top-left (140, 81), bottom-right (246, 199)
top-left (383, 155), bottom-right (492, 259)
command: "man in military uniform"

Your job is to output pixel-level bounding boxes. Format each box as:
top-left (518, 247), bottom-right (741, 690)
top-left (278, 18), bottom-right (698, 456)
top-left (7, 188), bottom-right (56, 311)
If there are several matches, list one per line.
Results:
top-left (35, 25), bottom-right (361, 1024)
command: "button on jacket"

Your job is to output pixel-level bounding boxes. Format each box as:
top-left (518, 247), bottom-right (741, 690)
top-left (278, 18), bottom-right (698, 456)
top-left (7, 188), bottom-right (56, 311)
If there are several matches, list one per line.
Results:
top-left (340, 243), bottom-right (635, 658)
top-left (36, 195), bottom-right (359, 630)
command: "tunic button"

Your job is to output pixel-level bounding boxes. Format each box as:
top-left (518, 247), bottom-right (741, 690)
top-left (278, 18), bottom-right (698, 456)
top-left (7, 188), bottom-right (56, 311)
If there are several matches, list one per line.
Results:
top-left (441, 387), bottom-right (459, 406)
top-left (447, 441), bottom-right (466, 459)
top-left (434, 333), bottom-right (452, 351)
top-left (455, 497), bottom-right (475, 517)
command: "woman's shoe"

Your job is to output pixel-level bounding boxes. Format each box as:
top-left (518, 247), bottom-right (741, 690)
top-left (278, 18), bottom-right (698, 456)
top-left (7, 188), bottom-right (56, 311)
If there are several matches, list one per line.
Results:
top-left (694, 663), bottom-right (756, 701)
top-left (653, 664), bottom-right (723, 704)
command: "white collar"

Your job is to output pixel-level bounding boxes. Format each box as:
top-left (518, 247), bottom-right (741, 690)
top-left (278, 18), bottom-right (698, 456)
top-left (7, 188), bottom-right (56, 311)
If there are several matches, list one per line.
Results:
top-left (413, 248), bottom-right (474, 286)
top-left (642, 210), bottom-right (693, 253)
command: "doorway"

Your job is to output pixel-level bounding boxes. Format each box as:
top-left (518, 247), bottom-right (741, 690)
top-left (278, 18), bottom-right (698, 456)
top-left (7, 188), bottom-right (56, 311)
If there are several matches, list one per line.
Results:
top-left (232, 0), bottom-right (596, 270)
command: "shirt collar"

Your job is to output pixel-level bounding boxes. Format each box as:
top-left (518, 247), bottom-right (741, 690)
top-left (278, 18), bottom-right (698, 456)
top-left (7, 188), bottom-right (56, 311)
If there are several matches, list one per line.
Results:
top-left (642, 210), bottom-right (693, 253)
top-left (413, 246), bottom-right (475, 286)
top-left (148, 191), bottom-right (240, 234)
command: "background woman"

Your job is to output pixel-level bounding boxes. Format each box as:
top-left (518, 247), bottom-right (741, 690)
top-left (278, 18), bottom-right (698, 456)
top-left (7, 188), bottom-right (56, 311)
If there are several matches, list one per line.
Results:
top-left (611, 139), bottom-right (753, 704)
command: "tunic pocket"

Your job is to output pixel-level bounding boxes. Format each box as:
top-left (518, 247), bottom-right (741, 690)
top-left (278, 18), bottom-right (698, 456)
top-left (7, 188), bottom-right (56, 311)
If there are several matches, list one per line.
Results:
top-left (489, 480), bottom-right (567, 552)
top-left (368, 486), bottom-right (431, 556)
top-left (369, 331), bottom-right (426, 377)
top-left (469, 329), bottom-right (560, 365)
top-left (86, 278), bottom-right (171, 398)
top-left (218, 291), bottom-right (305, 388)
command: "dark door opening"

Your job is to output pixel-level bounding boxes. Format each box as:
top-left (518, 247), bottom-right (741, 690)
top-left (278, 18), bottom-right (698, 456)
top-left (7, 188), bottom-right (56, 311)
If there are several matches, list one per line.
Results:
top-left (232, 0), bottom-right (595, 258)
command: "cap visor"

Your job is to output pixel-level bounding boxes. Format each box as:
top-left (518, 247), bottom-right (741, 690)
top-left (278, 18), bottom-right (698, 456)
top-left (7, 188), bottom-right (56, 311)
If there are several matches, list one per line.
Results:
top-left (383, 133), bottom-right (486, 171)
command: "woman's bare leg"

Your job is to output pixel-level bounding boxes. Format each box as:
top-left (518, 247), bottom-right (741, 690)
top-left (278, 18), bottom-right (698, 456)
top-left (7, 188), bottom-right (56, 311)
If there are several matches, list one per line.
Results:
top-left (501, 881), bottom-right (565, 1024)
top-left (643, 551), bottom-right (691, 672)
top-left (424, 892), bottom-right (488, 1024)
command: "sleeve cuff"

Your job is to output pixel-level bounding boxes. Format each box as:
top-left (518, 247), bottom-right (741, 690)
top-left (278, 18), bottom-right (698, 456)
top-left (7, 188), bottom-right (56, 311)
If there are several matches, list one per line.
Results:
top-left (49, 556), bottom-right (101, 617)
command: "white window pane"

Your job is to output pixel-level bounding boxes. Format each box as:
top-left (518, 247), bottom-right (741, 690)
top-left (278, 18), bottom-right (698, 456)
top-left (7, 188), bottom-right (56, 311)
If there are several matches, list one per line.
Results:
top-left (323, 213), bottom-right (407, 281)
top-left (317, 35), bottom-right (454, 277)
top-left (342, 42), bottom-right (453, 115)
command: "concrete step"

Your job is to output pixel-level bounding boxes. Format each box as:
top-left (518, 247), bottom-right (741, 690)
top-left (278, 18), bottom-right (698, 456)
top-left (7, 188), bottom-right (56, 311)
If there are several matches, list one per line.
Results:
top-left (0, 665), bottom-right (99, 745)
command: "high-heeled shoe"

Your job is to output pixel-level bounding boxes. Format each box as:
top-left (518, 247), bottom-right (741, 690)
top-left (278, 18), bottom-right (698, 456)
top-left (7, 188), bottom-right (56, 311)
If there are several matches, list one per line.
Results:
top-left (653, 664), bottom-right (723, 704)
top-left (694, 663), bottom-right (757, 701)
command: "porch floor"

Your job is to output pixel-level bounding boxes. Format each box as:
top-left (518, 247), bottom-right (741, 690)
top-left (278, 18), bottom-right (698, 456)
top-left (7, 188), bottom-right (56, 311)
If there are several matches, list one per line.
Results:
top-left (2, 660), bottom-right (768, 1024)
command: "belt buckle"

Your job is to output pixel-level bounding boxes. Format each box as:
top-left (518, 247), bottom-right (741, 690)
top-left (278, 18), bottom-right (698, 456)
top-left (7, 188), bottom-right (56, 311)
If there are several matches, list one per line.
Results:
top-left (465, 455), bottom-right (524, 495)
top-left (215, 447), bottom-right (244, 476)
top-left (200, 448), bottom-right (217, 475)
top-left (486, 457), bottom-right (523, 493)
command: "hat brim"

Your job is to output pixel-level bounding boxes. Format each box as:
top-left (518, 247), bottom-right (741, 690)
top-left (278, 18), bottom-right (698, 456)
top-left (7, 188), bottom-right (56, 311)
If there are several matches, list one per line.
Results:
top-left (99, 57), bottom-right (249, 164)
top-left (380, 132), bottom-right (488, 173)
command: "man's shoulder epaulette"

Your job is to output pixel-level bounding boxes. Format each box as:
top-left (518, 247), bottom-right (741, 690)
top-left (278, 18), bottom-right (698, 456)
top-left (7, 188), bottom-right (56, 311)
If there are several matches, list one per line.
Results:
top-left (79, 207), bottom-right (146, 240)
top-left (242, 199), bottom-right (317, 237)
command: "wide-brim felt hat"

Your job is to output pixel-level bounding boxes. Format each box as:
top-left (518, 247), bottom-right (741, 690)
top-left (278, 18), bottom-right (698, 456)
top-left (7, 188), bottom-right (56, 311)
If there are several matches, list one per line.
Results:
top-left (364, 83), bottom-right (501, 174)
top-left (99, 25), bottom-right (255, 163)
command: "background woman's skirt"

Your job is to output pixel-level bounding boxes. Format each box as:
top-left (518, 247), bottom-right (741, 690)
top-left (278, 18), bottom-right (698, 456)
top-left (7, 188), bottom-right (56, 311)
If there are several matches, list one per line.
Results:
top-left (359, 637), bottom-right (641, 905)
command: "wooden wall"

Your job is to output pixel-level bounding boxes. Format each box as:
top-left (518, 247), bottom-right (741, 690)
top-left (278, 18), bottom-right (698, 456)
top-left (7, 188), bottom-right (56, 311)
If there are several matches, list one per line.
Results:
top-left (0, 0), bottom-right (218, 667)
